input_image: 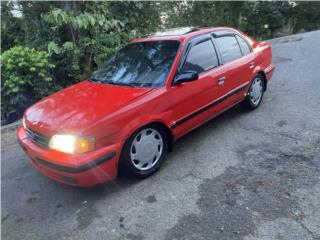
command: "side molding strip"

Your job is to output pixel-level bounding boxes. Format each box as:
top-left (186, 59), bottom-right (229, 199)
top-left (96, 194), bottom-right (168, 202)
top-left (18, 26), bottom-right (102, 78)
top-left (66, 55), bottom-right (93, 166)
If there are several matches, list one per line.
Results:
top-left (171, 82), bottom-right (250, 129)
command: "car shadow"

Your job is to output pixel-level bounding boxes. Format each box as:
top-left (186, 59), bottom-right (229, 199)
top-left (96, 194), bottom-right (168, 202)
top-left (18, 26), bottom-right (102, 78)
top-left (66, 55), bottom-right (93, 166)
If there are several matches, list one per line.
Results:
top-left (172, 103), bottom-right (249, 151)
top-left (2, 102), bottom-right (254, 230)
top-left (41, 103), bottom-right (250, 199)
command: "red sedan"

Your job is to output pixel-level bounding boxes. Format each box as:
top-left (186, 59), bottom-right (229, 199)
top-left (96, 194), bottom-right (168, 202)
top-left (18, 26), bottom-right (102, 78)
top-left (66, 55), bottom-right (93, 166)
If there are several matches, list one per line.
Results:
top-left (17, 27), bottom-right (275, 186)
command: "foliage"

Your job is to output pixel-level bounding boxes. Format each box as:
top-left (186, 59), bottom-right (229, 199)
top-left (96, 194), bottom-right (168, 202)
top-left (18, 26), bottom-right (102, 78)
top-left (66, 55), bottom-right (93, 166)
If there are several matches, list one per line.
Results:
top-left (1, 1), bottom-right (25, 50)
top-left (41, 2), bottom-right (133, 90)
top-left (107, 1), bottom-right (162, 35)
top-left (1, 1), bottom-right (320, 124)
top-left (161, 1), bottom-right (320, 39)
top-left (1, 46), bottom-right (55, 123)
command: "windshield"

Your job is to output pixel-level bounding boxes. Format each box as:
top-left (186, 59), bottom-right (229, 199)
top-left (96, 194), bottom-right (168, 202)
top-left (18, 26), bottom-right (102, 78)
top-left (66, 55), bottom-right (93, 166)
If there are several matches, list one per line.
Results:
top-left (90, 40), bottom-right (180, 88)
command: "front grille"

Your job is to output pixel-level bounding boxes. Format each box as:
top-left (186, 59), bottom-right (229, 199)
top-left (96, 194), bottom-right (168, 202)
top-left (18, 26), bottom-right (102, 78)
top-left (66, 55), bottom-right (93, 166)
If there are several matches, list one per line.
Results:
top-left (25, 127), bottom-right (50, 148)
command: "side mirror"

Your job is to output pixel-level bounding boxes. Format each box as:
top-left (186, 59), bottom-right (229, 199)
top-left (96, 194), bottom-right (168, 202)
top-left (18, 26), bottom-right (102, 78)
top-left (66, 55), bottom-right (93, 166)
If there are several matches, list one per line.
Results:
top-left (173, 71), bottom-right (199, 85)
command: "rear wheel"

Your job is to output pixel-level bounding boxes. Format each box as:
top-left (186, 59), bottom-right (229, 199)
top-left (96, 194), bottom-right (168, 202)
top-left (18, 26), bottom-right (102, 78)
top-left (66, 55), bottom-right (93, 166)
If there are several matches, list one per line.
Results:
top-left (242, 74), bottom-right (265, 110)
top-left (120, 124), bottom-right (168, 178)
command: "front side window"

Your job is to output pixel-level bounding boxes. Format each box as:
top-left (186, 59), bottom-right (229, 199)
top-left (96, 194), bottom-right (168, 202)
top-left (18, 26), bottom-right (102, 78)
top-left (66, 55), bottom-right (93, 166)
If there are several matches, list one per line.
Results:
top-left (182, 40), bottom-right (219, 74)
top-left (90, 41), bottom-right (180, 88)
top-left (215, 36), bottom-right (242, 64)
top-left (236, 35), bottom-right (251, 55)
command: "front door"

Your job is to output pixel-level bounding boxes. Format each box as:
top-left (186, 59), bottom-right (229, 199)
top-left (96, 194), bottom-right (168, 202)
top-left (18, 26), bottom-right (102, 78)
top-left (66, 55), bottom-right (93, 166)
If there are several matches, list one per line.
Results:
top-left (168, 36), bottom-right (226, 137)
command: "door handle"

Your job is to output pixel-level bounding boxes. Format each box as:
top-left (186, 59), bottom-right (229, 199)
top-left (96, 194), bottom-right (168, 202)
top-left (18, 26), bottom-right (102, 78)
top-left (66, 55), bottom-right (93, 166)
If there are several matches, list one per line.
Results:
top-left (218, 76), bottom-right (226, 85)
top-left (249, 62), bottom-right (255, 69)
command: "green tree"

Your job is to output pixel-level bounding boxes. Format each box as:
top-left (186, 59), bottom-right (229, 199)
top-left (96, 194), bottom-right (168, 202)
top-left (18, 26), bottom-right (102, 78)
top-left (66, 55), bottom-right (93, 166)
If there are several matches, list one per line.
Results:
top-left (43, 2), bottom-right (127, 81)
top-left (108, 1), bottom-right (162, 35)
top-left (1, 1), bottom-right (320, 124)
top-left (1, 46), bottom-right (55, 123)
top-left (1, 1), bottom-right (25, 50)
top-left (162, 1), bottom-right (320, 39)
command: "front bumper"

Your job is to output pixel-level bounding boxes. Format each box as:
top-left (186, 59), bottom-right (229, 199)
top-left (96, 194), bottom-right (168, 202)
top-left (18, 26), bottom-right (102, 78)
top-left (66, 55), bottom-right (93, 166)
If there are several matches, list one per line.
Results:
top-left (17, 126), bottom-right (123, 186)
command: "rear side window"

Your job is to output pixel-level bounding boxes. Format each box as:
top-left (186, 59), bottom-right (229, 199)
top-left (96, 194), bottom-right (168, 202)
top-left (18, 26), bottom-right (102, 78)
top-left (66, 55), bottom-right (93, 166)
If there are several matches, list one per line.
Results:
top-left (235, 35), bottom-right (251, 55)
top-left (182, 40), bottom-right (219, 74)
top-left (215, 36), bottom-right (242, 64)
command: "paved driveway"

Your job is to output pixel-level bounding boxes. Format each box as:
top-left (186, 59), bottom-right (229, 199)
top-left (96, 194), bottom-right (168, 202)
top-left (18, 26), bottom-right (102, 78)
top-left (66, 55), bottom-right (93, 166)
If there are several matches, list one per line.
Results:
top-left (2, 30), bottom-right (320, 240)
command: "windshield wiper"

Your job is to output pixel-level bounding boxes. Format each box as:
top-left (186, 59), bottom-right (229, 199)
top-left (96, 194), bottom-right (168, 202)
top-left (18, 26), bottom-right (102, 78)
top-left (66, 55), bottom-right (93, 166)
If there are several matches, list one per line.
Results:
top-left (111, 81), bottom-right (137, 87)
top-left (89, 78), bottom-right (137, 87)
top-left (89, 77), bottom-right (105, 83)
top-left (100, 80), bottom-right (137, 87)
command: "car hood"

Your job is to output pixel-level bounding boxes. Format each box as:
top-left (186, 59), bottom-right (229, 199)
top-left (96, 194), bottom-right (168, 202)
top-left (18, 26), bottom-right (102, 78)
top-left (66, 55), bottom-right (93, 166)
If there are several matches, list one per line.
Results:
top-left (25, 81), bottom-right (153, 135)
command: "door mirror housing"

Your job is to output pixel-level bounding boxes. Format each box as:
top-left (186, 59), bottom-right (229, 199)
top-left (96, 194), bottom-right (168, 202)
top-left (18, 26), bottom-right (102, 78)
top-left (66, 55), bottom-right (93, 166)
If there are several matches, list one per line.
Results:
top-left (173, 71), bottom-right (199, 85)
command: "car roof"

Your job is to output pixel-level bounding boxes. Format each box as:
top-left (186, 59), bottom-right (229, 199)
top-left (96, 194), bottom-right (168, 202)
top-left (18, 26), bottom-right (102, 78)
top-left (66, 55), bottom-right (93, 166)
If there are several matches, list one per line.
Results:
top-left (130, 26), bottom-right (238, 44)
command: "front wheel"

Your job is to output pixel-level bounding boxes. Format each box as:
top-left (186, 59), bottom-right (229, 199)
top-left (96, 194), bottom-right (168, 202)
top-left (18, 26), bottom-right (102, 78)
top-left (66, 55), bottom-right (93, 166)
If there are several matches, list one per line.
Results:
top-left (242, 74), bottom-right (265, 110)
top-left (119, 125), bottom-right (168, 178)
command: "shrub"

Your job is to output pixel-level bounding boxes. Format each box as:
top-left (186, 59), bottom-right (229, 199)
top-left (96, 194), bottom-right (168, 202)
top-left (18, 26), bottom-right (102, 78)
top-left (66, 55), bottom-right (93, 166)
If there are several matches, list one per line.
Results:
top-left (1, 46), bottom-right (55, 124)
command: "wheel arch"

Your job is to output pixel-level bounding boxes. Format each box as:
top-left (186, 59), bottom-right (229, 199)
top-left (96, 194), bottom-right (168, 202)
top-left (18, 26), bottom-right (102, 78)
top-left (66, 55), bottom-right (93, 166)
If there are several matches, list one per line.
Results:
top-left (257, 71), bottom-right (267, 91)
top-left (122, 120), bottom-right (174, 153)
top-left (118, 120), bottom-right (174, 175)
top-left (252, 65), bottom-right (267, 92)
top-left (150, 121), bottom-right (174, 152)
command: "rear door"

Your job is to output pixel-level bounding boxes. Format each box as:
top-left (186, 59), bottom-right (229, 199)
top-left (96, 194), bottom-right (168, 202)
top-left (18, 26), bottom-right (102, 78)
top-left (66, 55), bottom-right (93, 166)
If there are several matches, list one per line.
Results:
top-left (212, 33), bottom-right (256, 106)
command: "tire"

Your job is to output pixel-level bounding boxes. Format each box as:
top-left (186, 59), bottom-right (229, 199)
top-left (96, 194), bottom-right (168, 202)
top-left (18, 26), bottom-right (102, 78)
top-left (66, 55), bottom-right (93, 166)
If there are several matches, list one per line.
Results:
top-left (119, 124), bottom-right (168, 178)
top-left (241, 74), bottom-right (265, 110)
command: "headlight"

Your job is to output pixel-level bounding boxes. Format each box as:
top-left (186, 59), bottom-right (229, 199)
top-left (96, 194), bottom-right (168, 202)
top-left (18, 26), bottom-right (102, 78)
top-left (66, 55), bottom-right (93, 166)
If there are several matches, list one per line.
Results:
top-left (49, 134), bottom-right (95, 154)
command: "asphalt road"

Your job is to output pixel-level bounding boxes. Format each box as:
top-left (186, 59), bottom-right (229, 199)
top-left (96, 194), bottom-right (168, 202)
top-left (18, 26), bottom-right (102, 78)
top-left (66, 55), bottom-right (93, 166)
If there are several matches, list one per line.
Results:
top-left (2, 30), bottom-right (320, 240)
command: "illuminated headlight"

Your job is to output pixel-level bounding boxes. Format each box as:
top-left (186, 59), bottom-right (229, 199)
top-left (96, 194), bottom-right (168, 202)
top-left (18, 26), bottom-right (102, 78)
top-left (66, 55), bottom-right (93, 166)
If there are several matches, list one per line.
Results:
top-left (49, 135), bottom-right (95, 154)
